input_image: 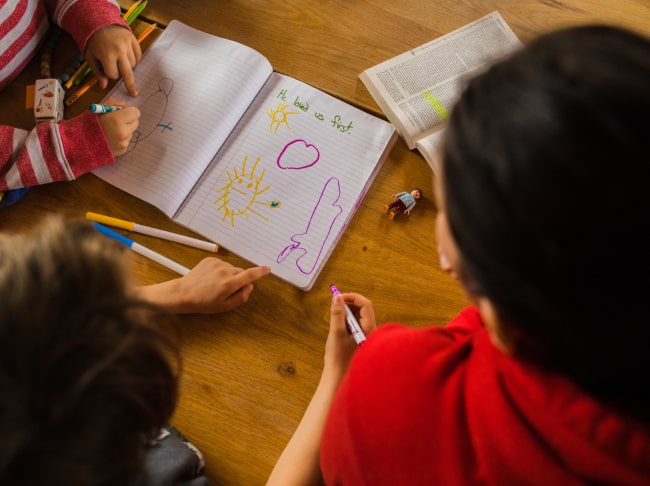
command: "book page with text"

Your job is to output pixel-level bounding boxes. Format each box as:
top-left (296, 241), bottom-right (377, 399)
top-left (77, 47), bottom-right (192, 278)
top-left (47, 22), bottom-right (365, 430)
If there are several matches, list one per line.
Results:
top-left (174, 73), bottom-right (396, 290)
top-left (415, 129), bottom-right (446, 175)
top-left (93, 20), bottom-right (273, 217)
top-left (360, 11), bottom-right (522, 149)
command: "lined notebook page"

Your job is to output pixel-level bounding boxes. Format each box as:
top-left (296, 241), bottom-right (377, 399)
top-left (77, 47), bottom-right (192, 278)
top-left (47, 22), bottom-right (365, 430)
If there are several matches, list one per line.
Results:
top-left (94, 20), bottom-right (273, 217)
top-left (175, 73), bottom-right (396, 290)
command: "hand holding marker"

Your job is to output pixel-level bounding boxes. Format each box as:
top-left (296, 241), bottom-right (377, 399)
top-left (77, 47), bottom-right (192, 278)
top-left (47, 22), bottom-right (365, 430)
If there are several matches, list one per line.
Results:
top-left (330, 284), bottom-right (367, 345)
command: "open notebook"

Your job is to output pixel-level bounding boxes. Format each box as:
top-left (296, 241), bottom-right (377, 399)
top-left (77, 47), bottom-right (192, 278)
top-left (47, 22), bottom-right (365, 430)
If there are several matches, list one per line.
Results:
top-left (94, 20), bottom-right (397, 291)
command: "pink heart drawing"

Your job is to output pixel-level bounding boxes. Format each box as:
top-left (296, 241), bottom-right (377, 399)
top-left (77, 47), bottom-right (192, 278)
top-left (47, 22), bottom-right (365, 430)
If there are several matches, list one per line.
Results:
top-left (277, 139), bottom-right (320, 170)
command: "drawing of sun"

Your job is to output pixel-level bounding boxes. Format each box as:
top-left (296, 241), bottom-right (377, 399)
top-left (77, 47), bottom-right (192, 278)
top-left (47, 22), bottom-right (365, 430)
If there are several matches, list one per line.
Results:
top-left (267, 102), bottom-right (299, 133)
top-left (214, 155), bottom-right (279, 227)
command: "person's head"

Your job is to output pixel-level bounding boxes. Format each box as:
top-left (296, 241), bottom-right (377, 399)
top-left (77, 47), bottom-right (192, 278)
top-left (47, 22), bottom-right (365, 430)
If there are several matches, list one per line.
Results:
top-left (437, 25), bottom-right (650, 419)
top-left (0, 216), bottom-right (180, 485)
top-left (412, 188), bottom-right (423, 199)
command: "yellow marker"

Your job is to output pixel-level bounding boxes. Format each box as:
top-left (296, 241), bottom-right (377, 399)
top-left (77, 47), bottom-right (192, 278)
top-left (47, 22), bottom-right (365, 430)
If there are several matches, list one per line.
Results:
top-left (85, 212), bottom-right (219, 252)
top-left (64, 61), bottom-right (89, 89)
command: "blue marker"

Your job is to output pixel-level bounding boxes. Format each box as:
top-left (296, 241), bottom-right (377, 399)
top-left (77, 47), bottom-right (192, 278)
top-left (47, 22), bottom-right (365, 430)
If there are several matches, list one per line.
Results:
top-left (92, 222), bottom-right (190, 275)
top-left (88, 104), bottom-right (124, 113)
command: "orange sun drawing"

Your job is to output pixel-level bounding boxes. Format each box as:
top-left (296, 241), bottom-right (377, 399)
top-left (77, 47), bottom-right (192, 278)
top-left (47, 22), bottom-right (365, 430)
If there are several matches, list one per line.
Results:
top-left (267, 102), bottom-right (299, 134)
top-left (214, 155), bottom-right (279, 227)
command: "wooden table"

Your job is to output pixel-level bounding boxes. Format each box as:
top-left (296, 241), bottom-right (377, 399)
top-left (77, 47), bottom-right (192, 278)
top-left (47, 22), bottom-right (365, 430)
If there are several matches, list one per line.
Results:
top-left (1, 1), bottom-right (647, 484)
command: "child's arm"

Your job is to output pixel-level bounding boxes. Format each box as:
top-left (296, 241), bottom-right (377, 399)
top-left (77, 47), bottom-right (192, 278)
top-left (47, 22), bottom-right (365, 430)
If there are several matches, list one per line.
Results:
top-left (0, 106), bottom-right (139, 192)
top-left (47, 0), bottom-right (141, 96)
top-left (132, 257), bottom-right (271, 315)
top-left (267, 292), bottom-right (376, 486)
top-left (84, 24), bottom-right (142, 96)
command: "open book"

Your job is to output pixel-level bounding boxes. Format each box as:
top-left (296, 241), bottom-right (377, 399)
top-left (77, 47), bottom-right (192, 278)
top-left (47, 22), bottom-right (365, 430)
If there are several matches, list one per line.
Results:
top-left (94, 20), bottom-right (397, 291)
top-left (359, 11), bottom-right (522, 173)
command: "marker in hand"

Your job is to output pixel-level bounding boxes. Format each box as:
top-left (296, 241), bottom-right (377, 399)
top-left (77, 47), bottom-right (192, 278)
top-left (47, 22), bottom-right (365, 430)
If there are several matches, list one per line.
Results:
top-left (88, 104), bottom-right (124, 113)
top-left (330, 284), bottom-right (366, 346)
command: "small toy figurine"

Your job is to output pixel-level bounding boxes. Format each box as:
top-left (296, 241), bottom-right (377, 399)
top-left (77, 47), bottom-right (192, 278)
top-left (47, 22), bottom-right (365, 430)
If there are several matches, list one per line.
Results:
top-left (384, 188), bottom-right (422, 220)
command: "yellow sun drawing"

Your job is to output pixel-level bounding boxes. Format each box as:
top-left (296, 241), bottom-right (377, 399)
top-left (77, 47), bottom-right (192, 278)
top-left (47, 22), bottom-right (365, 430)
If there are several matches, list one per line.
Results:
top-left (267, 102), bottom-right (299, 134)
top-left (214, 155), bottom-right (279, 227)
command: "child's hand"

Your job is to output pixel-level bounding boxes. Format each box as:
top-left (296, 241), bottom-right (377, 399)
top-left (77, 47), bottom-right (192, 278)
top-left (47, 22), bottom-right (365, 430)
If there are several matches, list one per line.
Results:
top-left (324, 292), bottom-right (376, 378)
top-left (85, 25), bottom-right (142, 96)
top-left (133, 258), bottom-right (271, 314)
top-left (98, 104), bottom-right (140, 156)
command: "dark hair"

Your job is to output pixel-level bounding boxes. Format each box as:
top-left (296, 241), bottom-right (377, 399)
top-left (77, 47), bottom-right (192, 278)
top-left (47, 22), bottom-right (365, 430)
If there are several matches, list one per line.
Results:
top-left (442, 25), bottom-right (650, 419)
top-left (0, 217), bottom-right (180, 485)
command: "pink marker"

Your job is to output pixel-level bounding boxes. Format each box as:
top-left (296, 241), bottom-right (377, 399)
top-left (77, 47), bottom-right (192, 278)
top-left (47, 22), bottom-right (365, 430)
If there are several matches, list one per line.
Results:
top-left (330, 284), bottom-right (366, 346)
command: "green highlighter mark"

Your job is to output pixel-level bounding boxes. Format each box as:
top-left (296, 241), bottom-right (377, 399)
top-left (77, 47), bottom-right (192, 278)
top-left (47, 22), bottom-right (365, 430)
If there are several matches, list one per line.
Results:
top-left (423, 92), bottom-right (448, 120)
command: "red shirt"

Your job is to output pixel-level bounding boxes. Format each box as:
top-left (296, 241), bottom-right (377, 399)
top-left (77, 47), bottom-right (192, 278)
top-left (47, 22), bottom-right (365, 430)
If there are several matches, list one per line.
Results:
top-left (320, 306), bottom-right (650, 485)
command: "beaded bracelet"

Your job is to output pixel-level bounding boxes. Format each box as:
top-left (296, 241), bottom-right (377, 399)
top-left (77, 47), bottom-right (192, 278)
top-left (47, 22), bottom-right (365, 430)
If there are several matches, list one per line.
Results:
top-left (39, 24), bottom-right (84, 85)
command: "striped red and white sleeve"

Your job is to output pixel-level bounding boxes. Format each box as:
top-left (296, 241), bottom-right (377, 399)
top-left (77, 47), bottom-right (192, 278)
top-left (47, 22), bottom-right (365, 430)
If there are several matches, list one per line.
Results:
top-left (48, 0), bottom-right (128, 56)
top-left (0, 111), bottom-right (114, 191)
top-left (0, 1), bottom-right (49, 92)
top-left (0, 0), bottom-right (129, 192)
top-left (0, 1), bottom-right (127, 92)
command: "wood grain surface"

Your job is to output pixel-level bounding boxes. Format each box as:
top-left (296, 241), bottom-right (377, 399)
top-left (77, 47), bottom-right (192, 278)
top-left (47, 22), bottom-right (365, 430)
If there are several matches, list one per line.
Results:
top-left (1, 1), bottom-right (648, 484)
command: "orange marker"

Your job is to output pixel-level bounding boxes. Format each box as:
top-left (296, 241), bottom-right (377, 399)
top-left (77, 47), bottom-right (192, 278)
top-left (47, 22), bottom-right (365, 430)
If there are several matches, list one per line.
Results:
top-left (65, 77), bottom-right (97, 106)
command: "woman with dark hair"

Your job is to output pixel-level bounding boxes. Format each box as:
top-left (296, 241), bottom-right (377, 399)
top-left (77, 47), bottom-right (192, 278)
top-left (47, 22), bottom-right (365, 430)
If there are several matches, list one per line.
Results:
top-left (268, 25), bottom-right (650, 485)
top-left (0, 216), bottom-right (269, 485)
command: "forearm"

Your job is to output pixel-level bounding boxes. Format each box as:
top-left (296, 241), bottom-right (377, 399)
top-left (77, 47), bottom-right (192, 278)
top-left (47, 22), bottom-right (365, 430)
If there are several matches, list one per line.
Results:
top-left (266, 367), bottom-right (343, 486)
top-left (132, 279), bottom-right (195, 314)
top-left (0, 114), bottom-right (112, 191)
top-left (131, 258), bottom-right (270, 315)
top-left (267, 292), bottom-right (371, 484)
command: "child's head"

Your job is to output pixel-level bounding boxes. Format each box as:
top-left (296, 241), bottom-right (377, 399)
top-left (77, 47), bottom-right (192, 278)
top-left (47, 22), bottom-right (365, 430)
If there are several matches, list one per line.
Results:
top-left (0, 216), bottom-right (180, 484)
top-left (438, 25), bottom-right (650, 418)
top-left (412, 188), bottom-right (423, 199)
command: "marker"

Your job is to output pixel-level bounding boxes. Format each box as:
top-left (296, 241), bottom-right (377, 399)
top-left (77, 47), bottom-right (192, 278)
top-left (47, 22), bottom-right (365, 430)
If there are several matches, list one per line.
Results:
top-left (64, 61), bottom-right (89, 89)
top-left (92, 222), bottom-right (190, 275)
top-left (330, 284), bottom-right (366, 345)
top-left (65, 77), bottom-right (96, 106)
top-left (86, 212), bottom-right (219, 252)
top-left (88, 104), bottom-right (124, 113)
top-left (72, 65), bottom-right (92, 86)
